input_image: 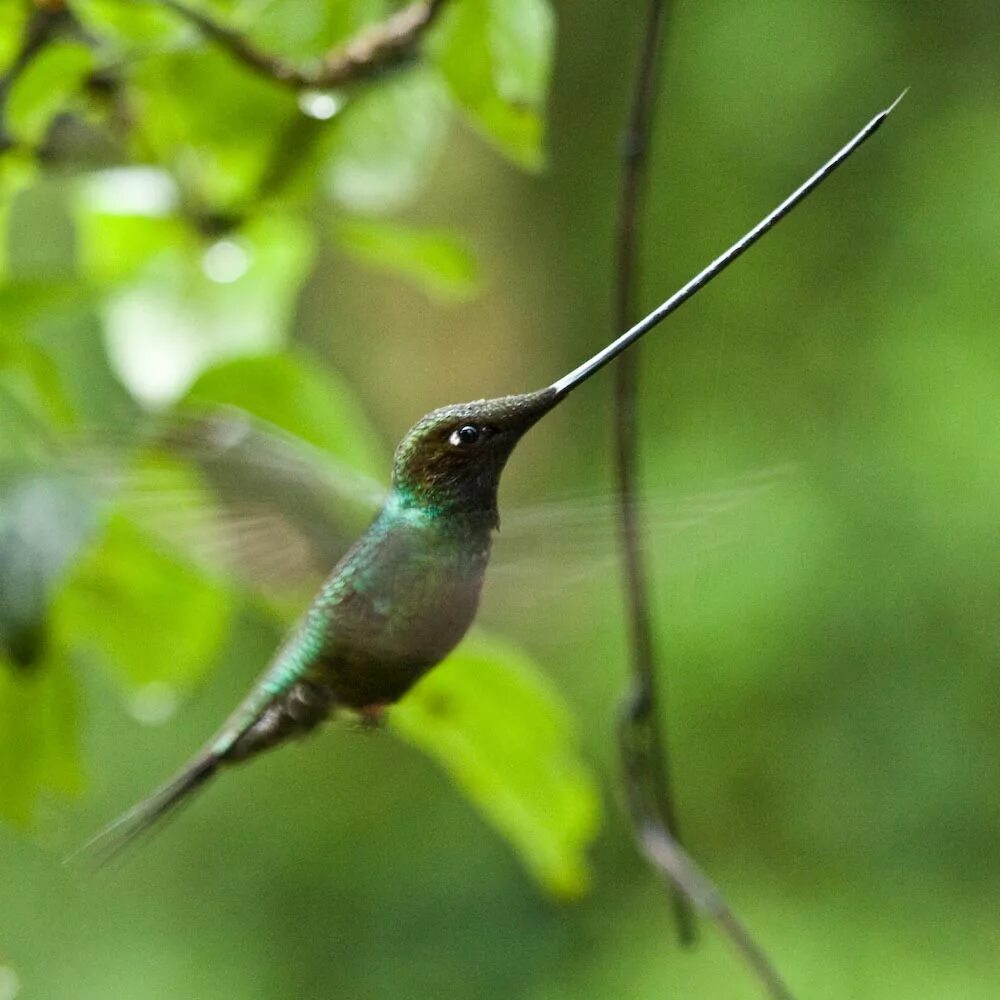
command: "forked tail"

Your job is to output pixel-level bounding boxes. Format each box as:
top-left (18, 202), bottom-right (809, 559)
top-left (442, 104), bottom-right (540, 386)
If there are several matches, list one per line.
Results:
top-left (69, 751), bottom-right (220, 869)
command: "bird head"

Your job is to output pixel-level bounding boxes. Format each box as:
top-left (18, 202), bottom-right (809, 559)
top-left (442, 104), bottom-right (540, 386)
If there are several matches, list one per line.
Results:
top-left (391, 388), bottom-right (557, 524)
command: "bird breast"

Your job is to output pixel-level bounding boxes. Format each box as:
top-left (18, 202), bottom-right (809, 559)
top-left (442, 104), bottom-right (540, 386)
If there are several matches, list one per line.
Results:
top-left (307, 514), bottom-right (494, 707)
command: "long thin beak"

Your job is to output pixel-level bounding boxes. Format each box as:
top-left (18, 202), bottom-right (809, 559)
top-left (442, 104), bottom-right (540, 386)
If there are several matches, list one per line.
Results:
top-left (550, 90), bottom-right (906, 399)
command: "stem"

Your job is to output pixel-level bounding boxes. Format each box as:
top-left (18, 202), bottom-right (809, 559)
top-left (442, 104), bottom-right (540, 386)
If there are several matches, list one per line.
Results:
top-left (0, 1), bottom-right (79, 154)
top-left (156, 0), bottom-right (450, 90)
top-left (611, 0), bottom-right (696, 946)
top-left (618, 704), bottom-right (796, 1000)
top-left (611, 6), bottom-right (796, 997)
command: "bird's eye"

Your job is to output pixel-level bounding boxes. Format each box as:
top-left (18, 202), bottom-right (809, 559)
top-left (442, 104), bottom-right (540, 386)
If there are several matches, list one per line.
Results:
top-left (449, 425), bottom-right (480, 447)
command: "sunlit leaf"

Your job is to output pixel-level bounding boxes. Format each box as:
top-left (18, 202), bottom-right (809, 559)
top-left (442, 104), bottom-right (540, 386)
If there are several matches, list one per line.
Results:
top-left (100, 215), bottom-right (314, 407)
top-left (70, 0), bottom-right (190, 53)
top-left (130, 48), bottom-right (297, 209)
top-left (0, 5), bottom-right (29, 72)
top-left (247, 0), bottom-right (354, 56)
top-left (75, 167), bottom-right (183, 285)
top-left (77, 210), bottom-right (184, 287)
top-left (326, 66), bottom-right (450, 214)
top-left (0, 658), bottom-right (82, 826)
top-left (391, 631), bottom-right (601, 899)
top-left (184, 352), bottom-right (386, 480)
top-left (5, 40), bottom-right (95, 145)
top-left (488, 0), bottom-right (556, 107)
top-left (429, 0), bottom-right (554, 170)
top-left (337, 218), bottom-right (479, 301)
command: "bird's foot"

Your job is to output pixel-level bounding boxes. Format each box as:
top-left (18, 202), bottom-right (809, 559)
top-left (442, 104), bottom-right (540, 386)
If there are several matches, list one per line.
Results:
top-left (357, 703), bottom-right (388, 731)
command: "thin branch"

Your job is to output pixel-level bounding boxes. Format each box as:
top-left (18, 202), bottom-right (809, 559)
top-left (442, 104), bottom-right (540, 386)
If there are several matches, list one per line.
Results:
top-left (157, 0), bottom-right (450, 90)
top-left (0, 1), bottom-right (79, 154)
top-left (0, 2), bottom-right (73, 102)
top-left (612, 0), bottom-right (694, 946)
top-left (611, 5), bottom-right (796, 998)
top-left (618, 702), bottom-right (796, 1000)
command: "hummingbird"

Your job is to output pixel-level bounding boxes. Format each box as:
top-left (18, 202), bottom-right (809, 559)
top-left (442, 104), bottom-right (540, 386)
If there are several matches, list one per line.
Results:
top-left (80, 95), bottom-right (901, 862)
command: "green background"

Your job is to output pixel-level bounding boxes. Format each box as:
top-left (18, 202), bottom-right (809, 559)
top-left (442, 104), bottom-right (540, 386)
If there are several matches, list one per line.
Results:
top-left (1, 1), bottom-right (999, 998)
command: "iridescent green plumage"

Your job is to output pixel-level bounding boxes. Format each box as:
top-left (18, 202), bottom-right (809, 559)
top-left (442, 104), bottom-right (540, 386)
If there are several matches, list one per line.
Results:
top-left (81, 389), bottom-right (557, 860)
top-left (80, 98), bottom-right (896, 862)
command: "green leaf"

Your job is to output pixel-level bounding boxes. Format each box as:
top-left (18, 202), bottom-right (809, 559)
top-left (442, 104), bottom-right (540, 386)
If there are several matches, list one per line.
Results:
top-left (0, 5), bottom-right (29, 73)
top-left (430, 0), bottom-right (555, 170)
top-left (54, 515), bottom-right (233, 699)
top-left (5, 41), bottom-right (95, 145)
top-left (326, 66), bottom-right (450, 214)
top-left (488, 0), bottom-right (556, 107)
top-left (184, 352), bottom-right (386, 480)
top-left (131, 48), bottom-right (297, 209)
top-left (0, 659), bottom-right (82, 826)
top-left (75, 168), bottom-right (183, 285)
top-left (70, 0), bottom-right (190, 53)
top-left (390, 631), bottom-right (601, 899)
top-left (99, 214), bottom-right (314, 407)
top-left (337, 219), bottom-right (479, 302)
top-left (248, 0), bottom-right (369, 56)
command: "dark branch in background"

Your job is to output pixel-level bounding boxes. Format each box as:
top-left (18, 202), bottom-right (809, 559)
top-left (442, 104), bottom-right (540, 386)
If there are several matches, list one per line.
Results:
top-left (157, 0), bottom-right (450, 90)
top-left (148, 0), bottom-right (452, 215)
top-left (0, 1), bottom-right (74, 146)
top-left (619, 715), bottom-right (796, 1000)
top-left (0, 0), bottom-right (450, 221)
top-left (612, 5), bottom-right (795, 998)
top-left (0, 2), bottom-right (129, 163)
top-left (1, 5), bottom-right (67, 90)
top-left (611, 0), bottom-right (694, 946)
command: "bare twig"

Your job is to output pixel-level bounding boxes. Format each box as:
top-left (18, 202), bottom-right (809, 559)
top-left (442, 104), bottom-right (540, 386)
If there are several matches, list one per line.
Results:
top-left (619, 703), bottom-right (796, 1000)
top-left (0, 1), bottom-right (79, 154)
top-left (0, 2), bottom-right (73, 102)
top-left (612, 5), bottom-right (795, 998)
top-left (157, 0), bottom-right (450, 90)
top-left (612, 0), bottom-right (695, 946)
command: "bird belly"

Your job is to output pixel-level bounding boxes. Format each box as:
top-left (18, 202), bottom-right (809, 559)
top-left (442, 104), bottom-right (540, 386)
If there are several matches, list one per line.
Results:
top-left (218, 518), bottom-right (490, 763)
top-left (317, 559), bottom-right (486, 708)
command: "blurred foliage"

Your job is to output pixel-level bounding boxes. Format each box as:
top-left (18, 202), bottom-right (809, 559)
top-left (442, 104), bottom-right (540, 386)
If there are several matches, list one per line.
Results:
top-left (337, 217), bottom-right (479, 301)
top-left (0, 0), bottom-right (594, 862)
top-left (391, 630), bottom-right (599, 899)
top-left (0, 655), bottom-right (80, 826)
top-left (0, 0), bottom-right (595, 902)
top-left (0, 0), bottom-right (999, 998)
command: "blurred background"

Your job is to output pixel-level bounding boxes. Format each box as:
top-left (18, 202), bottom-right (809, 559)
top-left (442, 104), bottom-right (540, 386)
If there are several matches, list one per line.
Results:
top-left (1, 1), bottom-right (999, 997)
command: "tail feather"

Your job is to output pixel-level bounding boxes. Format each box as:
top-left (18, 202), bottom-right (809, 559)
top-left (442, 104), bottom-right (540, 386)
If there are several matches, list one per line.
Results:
top-left (69, 752), bottom-right (220, 869)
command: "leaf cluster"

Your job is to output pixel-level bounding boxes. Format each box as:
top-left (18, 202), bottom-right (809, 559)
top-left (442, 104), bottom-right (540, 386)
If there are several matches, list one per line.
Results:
top-left (0, 0), bottom-right (599, 898)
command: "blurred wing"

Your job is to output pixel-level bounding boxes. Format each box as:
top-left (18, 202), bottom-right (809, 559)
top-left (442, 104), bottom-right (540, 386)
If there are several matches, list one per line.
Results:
top-left (485, 464), bottom-right (797, 612)
top-left (4, 407), bottom-right (387, 598)
top-left (0, 469), bottom-right (100, 666)
top-left (4, 408), bottom-right (794, 619)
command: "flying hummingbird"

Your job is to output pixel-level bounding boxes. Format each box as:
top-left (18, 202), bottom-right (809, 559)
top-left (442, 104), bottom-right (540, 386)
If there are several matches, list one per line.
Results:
top-left (80, 95), bottom-right (902, 862)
